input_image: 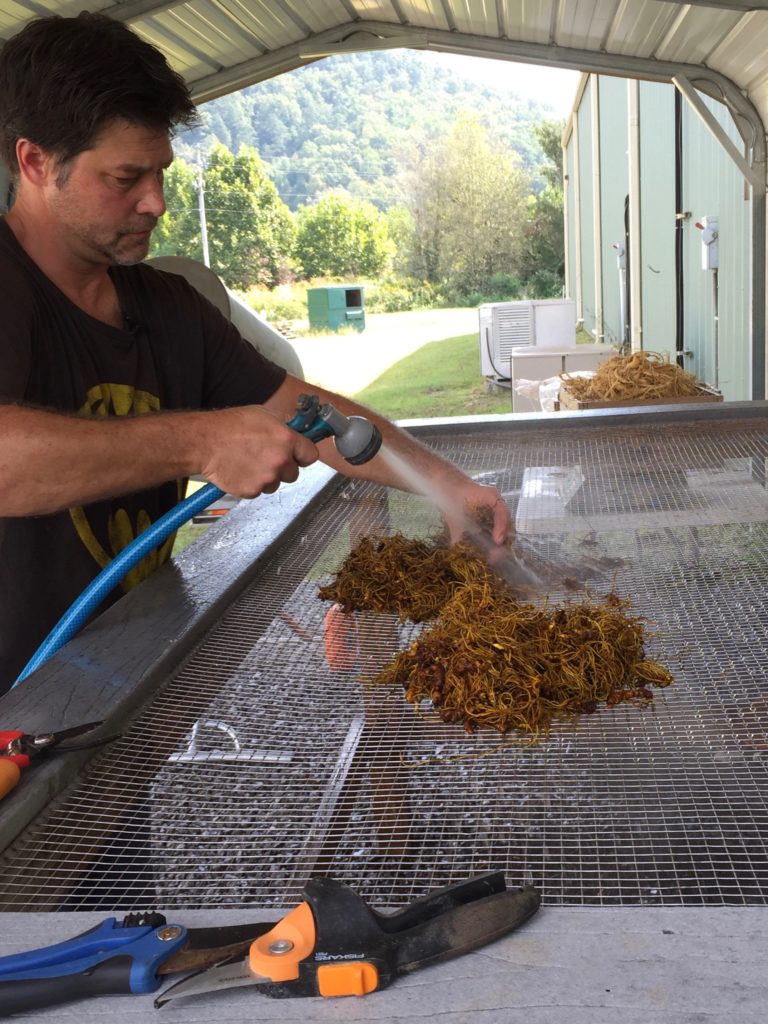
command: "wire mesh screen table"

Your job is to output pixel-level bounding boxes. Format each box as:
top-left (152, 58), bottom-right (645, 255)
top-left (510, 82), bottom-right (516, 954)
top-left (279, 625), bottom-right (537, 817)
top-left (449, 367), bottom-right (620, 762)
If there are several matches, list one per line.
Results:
top-left (1, 412), bottom-right (768, 912)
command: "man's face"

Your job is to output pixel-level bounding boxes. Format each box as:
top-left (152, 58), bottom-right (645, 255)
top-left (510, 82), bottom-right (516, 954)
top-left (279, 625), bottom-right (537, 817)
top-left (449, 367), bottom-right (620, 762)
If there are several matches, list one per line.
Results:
top-left (46, 118), bottom-right (173, 267)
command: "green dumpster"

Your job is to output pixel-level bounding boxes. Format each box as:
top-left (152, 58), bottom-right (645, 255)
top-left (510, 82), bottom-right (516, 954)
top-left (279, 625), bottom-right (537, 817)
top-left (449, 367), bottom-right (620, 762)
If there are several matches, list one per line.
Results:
top-left (307, 285), bottom-right (365, 332)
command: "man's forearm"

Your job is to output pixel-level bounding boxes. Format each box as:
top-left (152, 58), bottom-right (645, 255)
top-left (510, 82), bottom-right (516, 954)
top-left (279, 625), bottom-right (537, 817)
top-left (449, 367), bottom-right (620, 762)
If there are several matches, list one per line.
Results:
top-left (0, 404), bottom-right (201, 515)
top-left (0, 400), bottom-right (321, 517)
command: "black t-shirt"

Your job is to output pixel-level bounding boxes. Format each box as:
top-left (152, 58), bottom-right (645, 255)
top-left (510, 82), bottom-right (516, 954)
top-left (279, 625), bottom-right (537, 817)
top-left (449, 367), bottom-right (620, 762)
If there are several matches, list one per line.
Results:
top-left (0, 218), bottom-right (287, 691)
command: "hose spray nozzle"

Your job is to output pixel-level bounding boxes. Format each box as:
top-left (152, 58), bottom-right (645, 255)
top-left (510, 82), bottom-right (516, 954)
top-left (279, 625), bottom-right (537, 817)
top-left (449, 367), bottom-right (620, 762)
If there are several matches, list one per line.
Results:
top-left (287, 394), bottom-right (382, 466)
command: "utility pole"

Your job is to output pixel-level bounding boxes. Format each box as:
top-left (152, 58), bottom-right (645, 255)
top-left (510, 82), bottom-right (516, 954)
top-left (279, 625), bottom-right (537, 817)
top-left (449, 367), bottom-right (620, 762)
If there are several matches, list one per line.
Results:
top-left (196, 151), bottom-right (210, 267)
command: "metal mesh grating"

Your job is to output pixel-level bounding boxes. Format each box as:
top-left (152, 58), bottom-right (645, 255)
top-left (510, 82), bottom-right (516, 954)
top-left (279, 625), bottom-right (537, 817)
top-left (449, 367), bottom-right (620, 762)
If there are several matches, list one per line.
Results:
top-left (2, 417), bottom-right (768, 911)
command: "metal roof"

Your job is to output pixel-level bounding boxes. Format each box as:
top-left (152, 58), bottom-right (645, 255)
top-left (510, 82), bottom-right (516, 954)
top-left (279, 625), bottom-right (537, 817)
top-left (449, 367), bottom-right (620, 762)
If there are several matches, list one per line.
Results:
top-left (2, 3), bottom-right (768, 138)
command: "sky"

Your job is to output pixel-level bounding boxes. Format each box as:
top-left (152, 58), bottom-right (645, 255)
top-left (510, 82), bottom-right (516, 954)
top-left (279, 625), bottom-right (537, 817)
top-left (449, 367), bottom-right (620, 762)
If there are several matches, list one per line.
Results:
top-left (424, 52), bottom-right (582, 118)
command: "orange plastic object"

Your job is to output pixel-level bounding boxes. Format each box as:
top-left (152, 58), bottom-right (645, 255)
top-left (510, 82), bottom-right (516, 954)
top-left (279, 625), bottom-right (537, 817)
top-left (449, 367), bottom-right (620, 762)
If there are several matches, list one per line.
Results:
top-left (0, 759), bottom-right (21, 800)
top-left (317, 961), bottom-right (379, 997)
top-left (249, 901), bottom-right (316, 983)
top-left (323, 604), bottom-right (359, 671)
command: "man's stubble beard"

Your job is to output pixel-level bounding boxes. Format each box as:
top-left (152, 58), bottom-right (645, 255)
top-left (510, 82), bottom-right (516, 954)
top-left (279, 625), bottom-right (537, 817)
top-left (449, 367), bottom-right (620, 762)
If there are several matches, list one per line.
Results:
top-left (50, 187), bottom-right (155, 267)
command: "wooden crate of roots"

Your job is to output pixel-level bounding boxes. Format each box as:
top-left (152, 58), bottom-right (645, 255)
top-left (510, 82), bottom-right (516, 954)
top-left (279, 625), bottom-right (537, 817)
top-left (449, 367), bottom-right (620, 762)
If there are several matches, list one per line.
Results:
top-left (557, 351), bottom-right (723, 410)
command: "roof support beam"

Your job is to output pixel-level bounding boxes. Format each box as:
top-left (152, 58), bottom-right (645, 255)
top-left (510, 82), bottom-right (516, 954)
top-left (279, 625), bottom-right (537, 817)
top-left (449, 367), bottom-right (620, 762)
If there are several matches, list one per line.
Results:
top-left (200, 21), bottom-right (765, 177)
top-left (672, 67), bottom-right (764, 397)
top-left (673, 74), bottom-right (764, 189)
top-left (663, 1), bottom-right (768, 10)
top-left (627, 80), bottom-right (643, 353)
top-left (102, 0), bottom-right (186, 21)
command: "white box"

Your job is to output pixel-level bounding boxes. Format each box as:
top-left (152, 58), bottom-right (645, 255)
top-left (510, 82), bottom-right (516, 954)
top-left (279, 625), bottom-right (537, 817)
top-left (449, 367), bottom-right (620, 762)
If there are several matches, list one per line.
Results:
top-left (563, 345), bottom-right (615, 373)
top-left (479, 299), bottom-right (576, 378)
top-left (510, 351), bottom-right (565, 412)
top-left (531, 299), bottom-right (577, 348)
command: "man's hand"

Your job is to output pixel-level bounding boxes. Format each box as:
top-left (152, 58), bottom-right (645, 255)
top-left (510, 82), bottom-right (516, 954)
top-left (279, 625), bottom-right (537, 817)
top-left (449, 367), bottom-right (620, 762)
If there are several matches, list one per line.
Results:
top-left (197, 405), bottom-right (319, 497)
top-left (439, 480), bottom-right (512, 545)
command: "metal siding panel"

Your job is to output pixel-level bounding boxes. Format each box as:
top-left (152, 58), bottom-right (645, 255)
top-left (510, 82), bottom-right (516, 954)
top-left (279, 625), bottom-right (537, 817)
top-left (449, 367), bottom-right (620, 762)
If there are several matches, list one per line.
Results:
top-left (597, 76), bottom-right (629, 347)
top-left (162, 1), bottom-right (300, 51)
top-left (597, 0), bottom-right (678, 57)
top-left (578, 78), bottom-right (596, 337)
top-left (555, 0), bottom-right (617, 50)
top-left (391, 0), bottom-right (453, 31)
top-left (438, 0), bottom-right (494, 36)
top-left (703, 10), bottom-right (768, 96)
top-left (638, 81), bottom-right (676, 356)
top-left (352, 0), bottom-right (402, 21)
top-left (565, 139), bottom-right (578, 303)
top-left (136, 0), bottom-right (305, 80)
top-left (498, 0), bottom-right (554, 45)
top-left (682, 94), bottom-right (751, 400)
top-left (654, 7), bottom-right (742, 66)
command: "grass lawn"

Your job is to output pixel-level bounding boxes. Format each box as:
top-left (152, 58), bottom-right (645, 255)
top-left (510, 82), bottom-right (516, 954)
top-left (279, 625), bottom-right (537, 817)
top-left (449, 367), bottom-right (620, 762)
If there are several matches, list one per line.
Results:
top-left (353, 332), bottom-right (510, 418)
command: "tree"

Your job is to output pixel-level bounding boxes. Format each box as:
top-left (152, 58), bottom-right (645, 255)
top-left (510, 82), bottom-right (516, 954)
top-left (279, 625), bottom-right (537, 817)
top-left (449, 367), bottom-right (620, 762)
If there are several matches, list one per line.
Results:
top-left (176, 51), bottom-right (554, 212)
top-left (400, 113), bottom-right (530, 296)
top-left (295, 193), bottom-right (394, 278)
top-left (203, 144), bottom-right (296, 289)
top-left (150, 159), bottom-right (201, 261)
top-left (384, 205), bottom-right (416, 277)
top-left (518, 120), bottom-right (566, 297)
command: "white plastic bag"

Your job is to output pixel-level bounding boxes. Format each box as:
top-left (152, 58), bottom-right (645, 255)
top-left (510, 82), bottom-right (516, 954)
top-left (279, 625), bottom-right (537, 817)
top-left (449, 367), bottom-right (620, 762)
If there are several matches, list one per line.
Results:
top-left (513, 372), bottom-right (597, 412)
top-left (512, 378), bottom-right (548, 408)
top-left (538, 376), bottom-right (565, 412)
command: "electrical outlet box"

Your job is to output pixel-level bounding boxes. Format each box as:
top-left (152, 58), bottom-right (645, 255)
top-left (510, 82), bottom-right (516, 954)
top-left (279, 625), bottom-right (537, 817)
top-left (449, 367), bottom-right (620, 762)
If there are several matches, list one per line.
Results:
top-left (695, 215), bottom-right (719, 270)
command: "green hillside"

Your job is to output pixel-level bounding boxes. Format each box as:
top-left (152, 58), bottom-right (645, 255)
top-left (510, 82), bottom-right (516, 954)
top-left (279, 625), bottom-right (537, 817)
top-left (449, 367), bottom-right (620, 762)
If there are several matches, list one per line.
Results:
top-left (175, 50), bottom-right (558, 211)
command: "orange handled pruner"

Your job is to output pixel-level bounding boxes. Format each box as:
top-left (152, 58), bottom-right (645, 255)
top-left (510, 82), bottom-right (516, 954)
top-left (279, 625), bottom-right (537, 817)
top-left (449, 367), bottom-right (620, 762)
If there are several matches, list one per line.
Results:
top-left (0, 721), bottom-right (116, 801)
top-left (156, 872), bottom-right (540, 1006)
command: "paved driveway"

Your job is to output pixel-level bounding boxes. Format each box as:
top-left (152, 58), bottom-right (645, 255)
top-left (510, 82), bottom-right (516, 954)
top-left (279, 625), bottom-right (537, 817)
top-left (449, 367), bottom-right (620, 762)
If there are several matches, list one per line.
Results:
top-left (289, 307), bottom-right (478, 395)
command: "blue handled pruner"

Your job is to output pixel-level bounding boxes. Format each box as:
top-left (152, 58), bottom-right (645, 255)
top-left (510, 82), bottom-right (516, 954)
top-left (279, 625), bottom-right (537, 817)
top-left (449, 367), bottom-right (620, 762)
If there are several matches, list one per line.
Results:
top-left (0, 912), bottom-right (273, 1016)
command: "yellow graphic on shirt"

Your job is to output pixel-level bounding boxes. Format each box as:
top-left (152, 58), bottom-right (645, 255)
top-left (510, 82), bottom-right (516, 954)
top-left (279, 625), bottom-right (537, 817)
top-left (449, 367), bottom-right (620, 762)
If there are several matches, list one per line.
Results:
top-left (69, 384), bottom-right (184, 592)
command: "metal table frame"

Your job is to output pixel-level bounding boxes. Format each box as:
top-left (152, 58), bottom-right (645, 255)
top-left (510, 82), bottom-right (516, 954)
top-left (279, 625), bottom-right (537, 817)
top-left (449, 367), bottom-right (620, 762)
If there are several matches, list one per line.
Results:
top-left (1, 402), bottom-right (767, 1022)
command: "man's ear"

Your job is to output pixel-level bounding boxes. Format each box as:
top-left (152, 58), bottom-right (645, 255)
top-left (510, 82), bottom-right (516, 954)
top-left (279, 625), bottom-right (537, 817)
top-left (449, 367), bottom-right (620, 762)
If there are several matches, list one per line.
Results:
top-left (15, 138), bottom-right (54, 187)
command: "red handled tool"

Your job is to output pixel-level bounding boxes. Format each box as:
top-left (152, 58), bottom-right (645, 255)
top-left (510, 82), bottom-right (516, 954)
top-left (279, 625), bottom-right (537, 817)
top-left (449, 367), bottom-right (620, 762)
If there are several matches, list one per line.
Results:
top-left (0, 721), bottom-right (116, 801)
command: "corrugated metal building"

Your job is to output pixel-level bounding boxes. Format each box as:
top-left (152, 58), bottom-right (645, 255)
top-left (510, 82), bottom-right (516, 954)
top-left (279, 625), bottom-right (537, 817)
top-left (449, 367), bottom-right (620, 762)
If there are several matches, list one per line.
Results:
top-left (565, 73), bottom-right (751, 400)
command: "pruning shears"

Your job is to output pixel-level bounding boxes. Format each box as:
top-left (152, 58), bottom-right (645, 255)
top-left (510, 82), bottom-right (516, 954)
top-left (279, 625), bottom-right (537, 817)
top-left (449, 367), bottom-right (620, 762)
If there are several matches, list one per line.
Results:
top-left (0, 872), bottom-right (539, 1015)
top-left (0, 721), bottom-right (116, 801)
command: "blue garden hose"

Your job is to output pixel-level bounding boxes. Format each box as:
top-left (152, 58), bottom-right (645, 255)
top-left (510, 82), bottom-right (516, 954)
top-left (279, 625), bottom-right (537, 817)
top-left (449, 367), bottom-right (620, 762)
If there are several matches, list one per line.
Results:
top-left (13, 482), bottom-right (224, 685)
top-left (12, 396), bottom-right (381, 688)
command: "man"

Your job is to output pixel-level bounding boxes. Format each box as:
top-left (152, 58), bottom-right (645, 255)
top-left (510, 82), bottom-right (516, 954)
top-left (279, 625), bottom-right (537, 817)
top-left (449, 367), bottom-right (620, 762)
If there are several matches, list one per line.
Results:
top-left (0, 13), bottom-right (510, 693)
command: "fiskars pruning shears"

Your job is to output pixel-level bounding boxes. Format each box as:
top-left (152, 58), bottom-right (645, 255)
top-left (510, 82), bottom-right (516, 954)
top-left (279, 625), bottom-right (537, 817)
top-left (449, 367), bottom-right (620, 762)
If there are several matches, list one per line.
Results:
top-left (0, 721), bottom-right (116, 801)
top-left (0, 872), bottom-right (539, 1015)
top-left (161, 872), bottom-right (539, 1006)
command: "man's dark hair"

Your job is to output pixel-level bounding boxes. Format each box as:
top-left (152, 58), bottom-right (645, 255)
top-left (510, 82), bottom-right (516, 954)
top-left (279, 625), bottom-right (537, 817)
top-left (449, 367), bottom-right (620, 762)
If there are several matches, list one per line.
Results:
top-left (0, 12), bottom-right (198, 175)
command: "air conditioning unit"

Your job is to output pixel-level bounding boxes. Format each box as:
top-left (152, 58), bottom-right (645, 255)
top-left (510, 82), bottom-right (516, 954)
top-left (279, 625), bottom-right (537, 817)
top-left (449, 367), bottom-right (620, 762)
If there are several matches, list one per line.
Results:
top-left (479, 299), bottom-right (577, 379)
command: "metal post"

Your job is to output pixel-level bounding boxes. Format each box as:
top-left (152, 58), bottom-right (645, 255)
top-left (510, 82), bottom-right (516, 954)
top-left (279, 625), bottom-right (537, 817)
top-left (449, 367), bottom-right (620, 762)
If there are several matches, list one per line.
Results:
top-left (197, 162), bottom-right (210, 268)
